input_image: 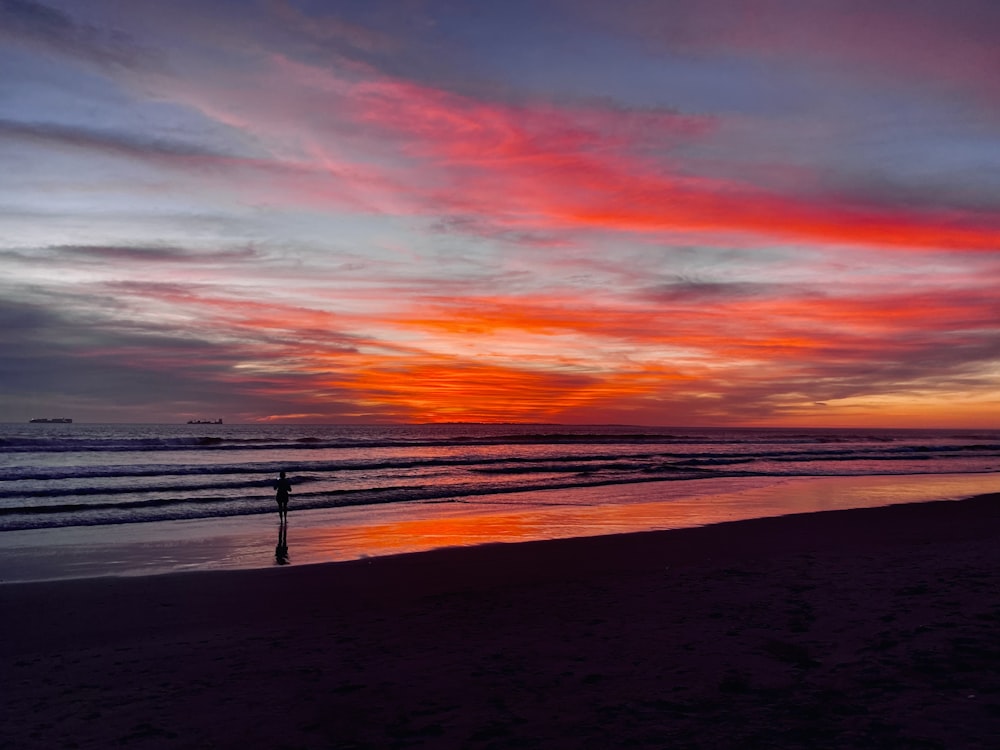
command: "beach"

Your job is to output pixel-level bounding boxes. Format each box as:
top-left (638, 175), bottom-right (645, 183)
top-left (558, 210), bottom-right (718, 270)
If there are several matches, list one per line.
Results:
top-left (3, 492), bottom-right (999, 749)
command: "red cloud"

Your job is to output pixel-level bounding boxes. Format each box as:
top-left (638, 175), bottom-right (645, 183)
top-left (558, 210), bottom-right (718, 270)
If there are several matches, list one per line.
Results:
top-left (155, 53), bottom-right (1000, 251)
top-left (263, 56), bottom-right (1000, 251)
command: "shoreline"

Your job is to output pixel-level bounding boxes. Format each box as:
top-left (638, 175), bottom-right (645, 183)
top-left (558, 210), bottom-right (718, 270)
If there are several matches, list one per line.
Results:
top-left (4, 492), bottom-right (1000, 748)
top-left (3, 472), bottom-right (1000, 583)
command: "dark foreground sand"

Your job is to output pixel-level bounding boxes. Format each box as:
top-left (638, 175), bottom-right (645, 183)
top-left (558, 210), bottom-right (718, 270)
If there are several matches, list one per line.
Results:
top-left (3, 494), bottom-right (1000, 750)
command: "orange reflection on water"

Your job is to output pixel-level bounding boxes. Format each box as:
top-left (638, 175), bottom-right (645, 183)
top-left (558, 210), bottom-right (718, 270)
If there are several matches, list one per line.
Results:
top-left (276, 473), bottom-right (1000, 568)
top-left (285, 489), bottom-right (742, 565)
top-left (351, 511), bottom-right (537, 555)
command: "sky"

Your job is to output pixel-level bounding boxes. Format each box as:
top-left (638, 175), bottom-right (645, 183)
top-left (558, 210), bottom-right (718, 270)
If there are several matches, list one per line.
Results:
top-left (1, 0), bottom-right (999, 427)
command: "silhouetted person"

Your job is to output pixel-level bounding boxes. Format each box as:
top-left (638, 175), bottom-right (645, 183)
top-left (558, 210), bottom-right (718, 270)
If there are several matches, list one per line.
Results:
top-left (274, 470), bottom-right (292, 522)
top-left (275, 522), bottom-right (289, 565)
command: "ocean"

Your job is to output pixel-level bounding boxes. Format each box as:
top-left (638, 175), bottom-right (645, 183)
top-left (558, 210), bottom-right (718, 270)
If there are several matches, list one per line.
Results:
top-left (2, 423), bottom-right (998, 532)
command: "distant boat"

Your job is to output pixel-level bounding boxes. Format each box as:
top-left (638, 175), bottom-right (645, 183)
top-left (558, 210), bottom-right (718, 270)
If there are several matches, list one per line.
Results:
top-left (29, 418), bottom-right (73, 423)
top-left (187, 419), bottom-right (223, 424)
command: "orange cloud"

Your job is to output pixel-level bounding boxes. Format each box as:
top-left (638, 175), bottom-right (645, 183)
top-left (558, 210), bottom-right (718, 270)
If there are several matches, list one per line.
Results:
top-left (75, 242), bottom-right (998, 426)
top-left (307, 353), bottom-right (696, 423)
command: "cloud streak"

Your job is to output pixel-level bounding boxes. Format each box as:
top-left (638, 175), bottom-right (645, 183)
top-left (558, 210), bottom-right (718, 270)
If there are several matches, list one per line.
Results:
top-left (162, 53), bottom-right (1000, 251)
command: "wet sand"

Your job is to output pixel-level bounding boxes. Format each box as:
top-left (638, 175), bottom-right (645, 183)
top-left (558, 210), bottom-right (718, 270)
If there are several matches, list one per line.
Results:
top-left (3, 493), bottom-right (1000, 749)
top-left (5, 472), bottom-right (999, 583)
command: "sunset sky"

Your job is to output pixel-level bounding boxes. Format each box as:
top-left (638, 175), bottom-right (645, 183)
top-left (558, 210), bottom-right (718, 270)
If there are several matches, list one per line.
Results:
top-left (2, 0), bottom-right (999, 426)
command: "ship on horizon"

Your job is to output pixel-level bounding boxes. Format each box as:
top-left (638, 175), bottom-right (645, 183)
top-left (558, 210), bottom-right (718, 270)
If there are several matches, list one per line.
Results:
top-left (29, 418), bottom-right (73, 423)
top-left (187, 419), bottom-right (223, 424)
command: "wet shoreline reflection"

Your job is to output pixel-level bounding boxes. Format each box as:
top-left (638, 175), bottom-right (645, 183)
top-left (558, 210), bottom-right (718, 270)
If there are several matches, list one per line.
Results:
top-left (275, 521), bottom-right (289, 565)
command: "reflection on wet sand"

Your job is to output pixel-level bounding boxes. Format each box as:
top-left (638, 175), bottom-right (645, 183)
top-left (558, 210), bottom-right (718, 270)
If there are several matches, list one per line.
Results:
top-left (5, 474), bottom-right (1000, 583)
top-left (275, 522), bottom-right (289, 565)
top-left (284, 473), bottom-right (1000, 566)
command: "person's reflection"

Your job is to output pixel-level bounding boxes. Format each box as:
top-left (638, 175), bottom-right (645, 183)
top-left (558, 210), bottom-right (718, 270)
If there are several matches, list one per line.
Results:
top-left (275, 521), bottom-right (290, 565)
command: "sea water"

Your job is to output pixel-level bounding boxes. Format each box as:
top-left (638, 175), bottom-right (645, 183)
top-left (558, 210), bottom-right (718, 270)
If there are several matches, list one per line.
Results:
top-left (2, 423), bottom-right (998, 531)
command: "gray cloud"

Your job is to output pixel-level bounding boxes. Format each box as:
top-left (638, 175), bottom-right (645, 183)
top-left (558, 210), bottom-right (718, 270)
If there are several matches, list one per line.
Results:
top-left (0, 246), bottom-right (265, 281)
top-left (0, 119), bottom-right (233, 161)
top-left (429, 214), bottom-right (571, 248)
top-left (50, 244), bottom-right (260, 264)
top-left (0, 295), bottom-right (251, 417)
top-left (641, 278), bottom-right (774, 304)
top-left (821, 170), bottom-right (1000, 217)
top-left (0, 0), bottom-right (151, 69)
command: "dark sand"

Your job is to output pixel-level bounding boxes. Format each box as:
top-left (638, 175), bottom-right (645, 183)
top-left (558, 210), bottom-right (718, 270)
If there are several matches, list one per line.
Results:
top-left (3, 494), bottom-right (1000, 749)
